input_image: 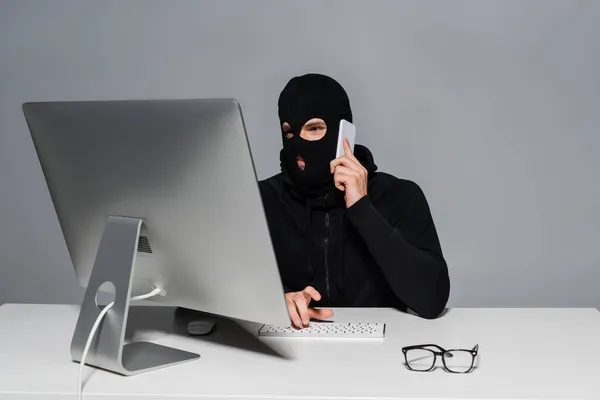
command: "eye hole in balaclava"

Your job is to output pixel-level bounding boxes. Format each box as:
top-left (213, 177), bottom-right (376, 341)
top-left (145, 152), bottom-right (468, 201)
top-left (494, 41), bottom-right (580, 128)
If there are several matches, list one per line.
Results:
top-left (278, 73), bottom-right (353, 198)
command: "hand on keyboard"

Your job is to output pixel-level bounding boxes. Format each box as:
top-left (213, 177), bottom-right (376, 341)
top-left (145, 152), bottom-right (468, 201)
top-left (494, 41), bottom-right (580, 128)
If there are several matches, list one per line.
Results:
top-left (285, 286), bottom-right (333, 328)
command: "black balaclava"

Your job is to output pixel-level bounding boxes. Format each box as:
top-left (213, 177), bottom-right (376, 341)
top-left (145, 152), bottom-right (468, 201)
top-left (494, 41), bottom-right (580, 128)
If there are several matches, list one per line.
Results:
top-left (278, 74), bottom-right (353, 199)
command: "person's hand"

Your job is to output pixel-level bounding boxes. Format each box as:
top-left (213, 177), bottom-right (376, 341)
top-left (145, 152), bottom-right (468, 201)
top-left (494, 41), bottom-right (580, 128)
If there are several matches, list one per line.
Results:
top-left (285, 286), bottom-right (334, 328)
top-left (330, 138), bottom-right (368, 208)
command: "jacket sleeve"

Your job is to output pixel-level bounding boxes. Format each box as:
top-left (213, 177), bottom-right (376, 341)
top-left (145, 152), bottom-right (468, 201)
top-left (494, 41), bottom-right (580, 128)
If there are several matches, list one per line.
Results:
top-left (345, 181), bottom-right (450, 319)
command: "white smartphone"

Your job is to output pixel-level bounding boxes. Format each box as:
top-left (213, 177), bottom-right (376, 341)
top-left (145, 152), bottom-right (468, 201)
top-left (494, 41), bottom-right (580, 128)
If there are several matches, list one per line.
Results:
top-left (335, 119), bottom-right (356, 158)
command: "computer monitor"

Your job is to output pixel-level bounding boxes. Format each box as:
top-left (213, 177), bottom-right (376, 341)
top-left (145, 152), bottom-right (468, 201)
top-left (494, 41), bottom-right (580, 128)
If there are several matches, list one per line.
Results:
top-left (22, 99), bottom-right (290, 375)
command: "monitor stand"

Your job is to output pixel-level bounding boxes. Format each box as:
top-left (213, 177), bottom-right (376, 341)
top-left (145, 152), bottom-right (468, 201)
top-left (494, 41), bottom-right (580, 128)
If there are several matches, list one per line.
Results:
top-left (70, 215), bottom-right (200, 376)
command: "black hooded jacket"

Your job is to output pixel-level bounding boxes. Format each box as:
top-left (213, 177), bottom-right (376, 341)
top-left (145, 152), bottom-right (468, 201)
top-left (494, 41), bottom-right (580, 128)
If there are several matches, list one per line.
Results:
top-left (259, 144), bottom-right (450, 319)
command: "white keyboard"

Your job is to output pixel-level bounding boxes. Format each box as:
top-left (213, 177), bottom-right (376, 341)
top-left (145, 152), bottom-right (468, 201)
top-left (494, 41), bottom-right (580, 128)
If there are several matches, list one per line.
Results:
top-left (258, 322), bottom-right (386, 338)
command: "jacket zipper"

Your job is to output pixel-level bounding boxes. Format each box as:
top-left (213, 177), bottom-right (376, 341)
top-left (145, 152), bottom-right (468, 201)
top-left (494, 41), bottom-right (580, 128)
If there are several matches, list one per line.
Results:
top-left (324, 211), bottom-right (331, 299)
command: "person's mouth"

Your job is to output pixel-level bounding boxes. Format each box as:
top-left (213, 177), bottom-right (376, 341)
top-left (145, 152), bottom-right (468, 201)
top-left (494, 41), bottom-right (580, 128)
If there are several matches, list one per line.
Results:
top-left (296, 154), bottom-right (306, 171)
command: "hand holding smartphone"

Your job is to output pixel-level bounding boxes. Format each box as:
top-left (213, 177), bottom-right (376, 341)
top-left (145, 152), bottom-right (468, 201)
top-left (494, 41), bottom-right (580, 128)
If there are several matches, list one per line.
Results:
top-left (332, 119), bottom-right (366, 208)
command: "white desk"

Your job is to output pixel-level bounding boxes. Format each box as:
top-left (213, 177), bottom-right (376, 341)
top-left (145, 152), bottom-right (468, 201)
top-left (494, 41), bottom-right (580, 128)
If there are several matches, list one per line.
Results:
top-left (0, 304), bottom-right (599, 400)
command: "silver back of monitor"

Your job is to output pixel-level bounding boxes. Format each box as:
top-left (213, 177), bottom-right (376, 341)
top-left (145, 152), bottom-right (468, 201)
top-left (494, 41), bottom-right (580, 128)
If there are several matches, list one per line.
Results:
top-left (23, 99), bottom-right (289, 327)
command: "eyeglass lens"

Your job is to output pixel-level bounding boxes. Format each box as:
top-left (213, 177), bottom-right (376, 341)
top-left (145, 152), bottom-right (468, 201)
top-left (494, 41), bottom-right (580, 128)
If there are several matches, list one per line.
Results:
top-left (405, 349), bottom-right (436, 371)
top-left (443, 350), bottom-right (474, 373)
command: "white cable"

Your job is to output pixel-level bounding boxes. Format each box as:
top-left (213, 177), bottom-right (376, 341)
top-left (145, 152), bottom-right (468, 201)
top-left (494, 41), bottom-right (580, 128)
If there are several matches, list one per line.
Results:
top-left (77, 286), bottom-right (163, 400)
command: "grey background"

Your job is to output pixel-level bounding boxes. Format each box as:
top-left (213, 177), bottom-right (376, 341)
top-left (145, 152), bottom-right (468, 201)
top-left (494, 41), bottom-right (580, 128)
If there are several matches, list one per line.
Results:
top-left (1, 0), bottom-right (599, 307)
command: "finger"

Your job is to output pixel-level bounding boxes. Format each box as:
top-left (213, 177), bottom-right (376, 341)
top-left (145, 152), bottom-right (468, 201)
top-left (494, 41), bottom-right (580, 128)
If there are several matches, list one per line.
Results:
top-left (309, 308), bottom-right (334, 320)
top-left (333, 169), bottom-right (350, 192)
top-left (344, 137), bottom-right (363, 163)
top-left (302, 286), bottom-right (322, 303)
top-left (343, 137), bottom-right (353, 156)
top-left (340, 138), bottom-right (364, 167)
top-left (333, 166), bottom-right (359, 192)
top-left (286, 299), bottom-right (302, 328)
top-left (330, 155), bottom-right (361, 174)
top-left (334, 166), bottom-right (360, 179)
top-left (334, 179), bottom-right (345, 192)
top-left (293, 296), bottom-right (311, 326)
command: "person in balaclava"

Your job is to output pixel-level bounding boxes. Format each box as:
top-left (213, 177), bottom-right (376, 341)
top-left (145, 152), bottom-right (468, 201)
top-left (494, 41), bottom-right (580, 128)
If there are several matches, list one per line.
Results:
top-left (259, 73), bottom-right (450, 326)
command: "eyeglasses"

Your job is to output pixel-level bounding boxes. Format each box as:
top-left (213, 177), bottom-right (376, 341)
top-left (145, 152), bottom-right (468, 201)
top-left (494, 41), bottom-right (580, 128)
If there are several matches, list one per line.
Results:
top-left (402, 344), bottom-right (479, 373)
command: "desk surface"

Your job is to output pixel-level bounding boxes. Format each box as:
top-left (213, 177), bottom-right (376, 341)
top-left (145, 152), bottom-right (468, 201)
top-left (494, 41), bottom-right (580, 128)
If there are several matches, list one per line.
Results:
top-left (0, 304), bottom-right (599, 400)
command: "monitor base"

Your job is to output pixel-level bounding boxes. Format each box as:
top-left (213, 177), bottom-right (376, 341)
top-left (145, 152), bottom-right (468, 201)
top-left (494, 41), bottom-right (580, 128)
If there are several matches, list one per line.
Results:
top-left (70, 215), bottom-right (199, 376)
